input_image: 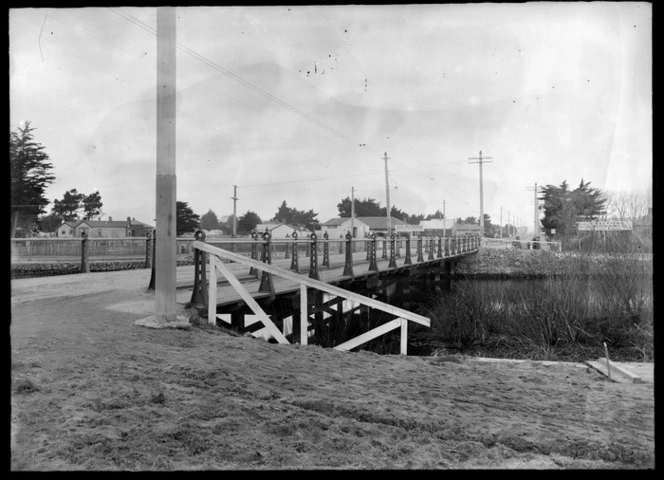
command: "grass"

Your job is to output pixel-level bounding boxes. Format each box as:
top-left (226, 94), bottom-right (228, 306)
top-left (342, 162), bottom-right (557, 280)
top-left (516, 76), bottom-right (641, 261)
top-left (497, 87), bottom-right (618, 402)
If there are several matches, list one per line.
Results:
top-left (423, 245), bottom-right (653, 362)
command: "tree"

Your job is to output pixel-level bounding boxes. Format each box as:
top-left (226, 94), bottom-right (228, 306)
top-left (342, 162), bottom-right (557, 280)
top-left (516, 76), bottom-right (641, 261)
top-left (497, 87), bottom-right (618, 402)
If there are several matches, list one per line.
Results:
top-left (200, 209), bottom-right (220, 231)
top-left (337, 197), bottom-right (384, 217)
top-left (540, 179), bottom-right (607, 240)
top-left (10, 122), bottom-right (56, 236)
top-left (37, 212), bottom-right (64, 233)
top-left (425, 209), bottom-right (444, 220)
top-left (176, 201), bottom-right (200, 236)
top-left (460, 216), bottom-right (478, 225)
top-left (52, 189), bottom-right (84, 222)
top-left (237, 210), bottom-right (262, 234)
top-left (82, 191), bottom-right (103, 220)
top-left (273, 200), bottom-right (320, 230)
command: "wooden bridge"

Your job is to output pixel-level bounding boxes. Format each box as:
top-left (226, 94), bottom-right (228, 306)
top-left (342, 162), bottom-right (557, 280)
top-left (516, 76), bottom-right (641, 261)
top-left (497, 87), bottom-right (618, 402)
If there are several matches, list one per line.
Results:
top-left (181, 230), bottom-right (480, 355)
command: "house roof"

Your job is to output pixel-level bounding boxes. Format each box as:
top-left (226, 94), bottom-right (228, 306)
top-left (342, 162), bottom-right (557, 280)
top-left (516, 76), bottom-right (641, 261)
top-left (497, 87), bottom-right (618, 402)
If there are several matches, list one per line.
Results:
top-left (419, 219), bottom-right (456, 230)
top-left (454, 223), bottom-right (481, 231)
top-left (356, 216), bottom-right (408, 229)
top-left (256, 223), bottom-right (310, 233)
top-left (75, 220), bottom-right (129, 228)
top-left (321, 216), bottom-right (369, 227)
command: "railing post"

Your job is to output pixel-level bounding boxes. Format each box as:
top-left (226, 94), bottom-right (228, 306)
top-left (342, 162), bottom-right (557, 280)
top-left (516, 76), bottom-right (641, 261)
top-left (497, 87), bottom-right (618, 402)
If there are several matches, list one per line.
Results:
top-left (382, 238), bottom-right (388, 259)
top-left (189, 230), bottom-right (208, 308)
top-left (145, 232), bottom-right (152, 269)
top-left (343, 231), bottom-right (354, 277)
top-left (388, 234), bottom-right (397, 268)
top-left (309, 232), bottom-right (320, 280)
top-left (322, 231), bottom-right (330, 267)
top-left (428, 236), bottom-right (434, 261)
top-left (417, 234), bottom-right (424, 262)
top-left (258, 229), bottom-right (275, 293)
top-left (290, 230), bottom-right (299, 272)
top-left (80, 232), bottom-right (90, 273)
top-left (365, 235), bottom-right (371, 260)
top-left (396, 237), bottom-right (401, 258)
top-left (338, 235), bottom-right (343, 254)
top-left (404, 234), bottom-right (412, 265)
top-left (444, 237), bottom-right (449, 257)
top-left (368, 233), bottom-right (379, 271)
top-left (249, 230), bottom-right (259, 277)
top-left (437, 236), bottom-right (443, 259)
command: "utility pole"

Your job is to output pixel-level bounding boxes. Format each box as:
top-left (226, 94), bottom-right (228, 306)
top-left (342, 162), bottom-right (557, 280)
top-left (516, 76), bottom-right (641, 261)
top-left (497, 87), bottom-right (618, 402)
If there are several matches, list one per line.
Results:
top-left (136, 7), bottom-right (187, 328)
top-left (527, 182), bottom-right (539, 239)
top-left (442, 199), bottom-right (446, 219)
top-left (383, 152), bottom-right (392, 236)
top-left (231, 185), bottom-right (238, 236)
top-left (469, 150), bottom-right (493, 237)
top-left (350, 186), bottom-right (355, 237)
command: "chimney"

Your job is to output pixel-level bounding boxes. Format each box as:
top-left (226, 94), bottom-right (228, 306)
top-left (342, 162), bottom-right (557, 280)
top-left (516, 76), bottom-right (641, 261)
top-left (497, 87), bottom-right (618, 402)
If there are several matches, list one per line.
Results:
top-left (108, 216), bottom-right (112, 221)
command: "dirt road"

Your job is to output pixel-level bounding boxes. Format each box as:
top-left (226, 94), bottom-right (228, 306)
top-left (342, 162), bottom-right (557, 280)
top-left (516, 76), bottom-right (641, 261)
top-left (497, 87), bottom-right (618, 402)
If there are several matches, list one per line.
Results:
top-left (10, 271), bottom-right (654, 470)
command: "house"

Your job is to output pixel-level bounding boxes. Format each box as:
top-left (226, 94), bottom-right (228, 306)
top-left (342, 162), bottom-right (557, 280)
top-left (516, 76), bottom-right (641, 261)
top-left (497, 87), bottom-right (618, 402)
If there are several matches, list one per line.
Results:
top-left (419, 218), bottom-right (456, 237)
top-left (356, 216), bottom-right (409, 237)
top-left (56, 221), bottom-right (77, 238)
top-left (255, 222), bottom-right (311, 239)
top-left (56, 216), bottom-right (155, 238)
top-left (126, 217), bottom-right (155, 237)
top-left (452, 223), bottom-right (482, 236)
top-left (318, 216), bottom-right (370, 239)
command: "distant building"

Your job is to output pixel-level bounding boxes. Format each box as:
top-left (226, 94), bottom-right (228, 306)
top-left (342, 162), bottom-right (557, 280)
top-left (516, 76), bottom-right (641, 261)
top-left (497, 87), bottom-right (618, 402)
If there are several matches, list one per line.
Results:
top-left (318, 216), bottom-right (371, 238)
top-left (255, 222), bottom-right (311, 239)
top-left (56, 216), bottom-right (154, 238)
top-left (452, 223), bottom-right (482, 236)
top-left (419, 218), bottom-right (455, 237)
top-left (356, 216), bottom-right (409, 237)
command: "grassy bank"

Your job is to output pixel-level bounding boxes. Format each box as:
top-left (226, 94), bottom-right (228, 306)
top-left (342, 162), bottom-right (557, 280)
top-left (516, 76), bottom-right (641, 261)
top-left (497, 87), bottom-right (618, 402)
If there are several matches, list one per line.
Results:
top-left (423, 247), bottom-right (653, 362)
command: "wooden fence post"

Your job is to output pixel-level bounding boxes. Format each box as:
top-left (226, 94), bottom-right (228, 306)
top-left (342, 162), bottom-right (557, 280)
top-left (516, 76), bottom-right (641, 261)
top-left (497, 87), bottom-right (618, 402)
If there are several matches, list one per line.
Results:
top-left (343, 231), bottom-right (354, 277)
top-left (388, 234), bottom-right (397, 268)
top-left (80, 232), bottom-right (90, 273)
top-left (417, 234), bottom-right (424, 262)
top-left (189, 230), bottom-right (208, 308)
top-left (309, 233), bottom-right (320, 280)
top-left (368, 233), bottom-right (379, 272)
top-left (322, 231), bottom-right (330, 268)
top-left (290, 230), bottom-right (300, 272)
top-left (404, 234), bottom-right (412, 265)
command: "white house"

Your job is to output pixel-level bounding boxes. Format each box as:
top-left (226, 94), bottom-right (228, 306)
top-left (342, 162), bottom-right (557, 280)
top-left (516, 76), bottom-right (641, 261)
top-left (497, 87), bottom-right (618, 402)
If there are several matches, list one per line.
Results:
top-left (318, 216), bottom-right (370, 238)
top-left (255, 222), bottom-right (311, 239)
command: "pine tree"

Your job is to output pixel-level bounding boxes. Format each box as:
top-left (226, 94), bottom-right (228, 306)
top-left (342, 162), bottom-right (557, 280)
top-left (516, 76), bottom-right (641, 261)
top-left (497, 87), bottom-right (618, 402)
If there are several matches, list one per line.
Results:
top-left (10, 122), bottom-right (55, 236)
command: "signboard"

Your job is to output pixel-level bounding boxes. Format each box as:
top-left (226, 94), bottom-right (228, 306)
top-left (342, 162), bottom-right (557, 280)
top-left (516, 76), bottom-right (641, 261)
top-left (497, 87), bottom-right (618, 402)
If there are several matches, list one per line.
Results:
top-left (394, 224), bottom-right (425, 232)
top-left (577, 220), bottom-right (633, 231)
top-left (550, 228), bottom-right (556, 235)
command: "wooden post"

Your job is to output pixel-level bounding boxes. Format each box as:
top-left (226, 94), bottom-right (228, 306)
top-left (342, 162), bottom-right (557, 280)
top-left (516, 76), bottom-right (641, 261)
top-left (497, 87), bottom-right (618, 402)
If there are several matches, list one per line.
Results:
top-left (343, 231), bottom-right (354, 277)
top-left (208, 253), bottom-right (217, 325)
top-left (368, 233), bottom-right (378, 272)
top-left (290, 230), bottom-right (299, 272)
top-left (249, 230), bottom-right (259, 278)
top-left (309, 233), bottom-right (320, 280)
top-left (299, 284), bottom-right (308, 345)
top-left (155, 6), bottom-right (177, 322)
top-left (80, 232), bottom-right (90, 273)
top-left (322, 231), bottom-right (330, 267)
top-left (404, 234), bottom-right (412, 265)
top-left (189, 230), bottom-right (208, 309)
top-left (258, 229), bottom-right (275, 293)
top-left (145, 232), bottom-right (152, 269)
top-left (437, 236), bottom-right (443, 259)
top-left (388, 234), bottom-right (397, 268)
top-left (428, 237), bottom-right (434, 261)
top-left (417, 234), bottom-right (424, 263)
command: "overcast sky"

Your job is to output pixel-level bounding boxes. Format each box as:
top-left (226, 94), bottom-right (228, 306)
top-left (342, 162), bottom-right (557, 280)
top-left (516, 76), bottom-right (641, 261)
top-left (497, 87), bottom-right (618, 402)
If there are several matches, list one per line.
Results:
top-left (9, 3), bottom-right (652, 233)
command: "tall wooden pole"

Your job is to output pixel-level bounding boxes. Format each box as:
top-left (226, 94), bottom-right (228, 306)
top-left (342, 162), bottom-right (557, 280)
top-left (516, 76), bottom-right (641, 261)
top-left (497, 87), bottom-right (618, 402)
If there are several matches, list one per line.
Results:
top-left (350, 186), bottom-right (355, 237)
top-left (469, 150), bottom-right (492, 238)
top-left (155, 7), bottom-right (177, 322)
top-left (232, 185), bottom-right (238, 236)
top-left (383, 152), bottom-right (392, 236)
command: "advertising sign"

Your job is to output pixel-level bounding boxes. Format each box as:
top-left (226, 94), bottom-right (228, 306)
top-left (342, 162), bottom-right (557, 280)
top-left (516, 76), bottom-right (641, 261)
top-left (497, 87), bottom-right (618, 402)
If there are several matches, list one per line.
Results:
top-left (577, 220), bottom-right (633, 231)
top-left (394, 224), bottom-right (425, 232)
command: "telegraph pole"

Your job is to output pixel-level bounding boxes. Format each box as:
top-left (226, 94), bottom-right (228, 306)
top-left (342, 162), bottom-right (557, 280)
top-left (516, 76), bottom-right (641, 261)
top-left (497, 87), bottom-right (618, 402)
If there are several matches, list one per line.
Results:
top-left (137, 7), bottom-right (187, 328)
top-left (442, 199), bottom-right (446, 219)
top-left (500, 206), bottom-right (503, 238)
top-left (231, 185), bottom-right (238, 236)
top-left (527, 182), bottom-right (539, 239)
top-left (469, 150), bottom-right (493, 237)
top-left (383, 152), bottom-right (392, 236)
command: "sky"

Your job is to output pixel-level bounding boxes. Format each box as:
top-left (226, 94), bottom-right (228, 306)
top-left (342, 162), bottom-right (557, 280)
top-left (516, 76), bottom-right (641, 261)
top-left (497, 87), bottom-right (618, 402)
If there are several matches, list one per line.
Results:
top-left (9, 3), bottom-right (652, 235)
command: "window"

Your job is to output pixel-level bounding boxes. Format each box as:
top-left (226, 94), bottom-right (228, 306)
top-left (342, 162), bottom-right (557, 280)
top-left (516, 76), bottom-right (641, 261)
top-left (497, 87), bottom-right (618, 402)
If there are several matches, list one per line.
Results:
top-left (98, 229), bottom-right (102, 237)
top-left (69, 229), bottom-right (73, 234)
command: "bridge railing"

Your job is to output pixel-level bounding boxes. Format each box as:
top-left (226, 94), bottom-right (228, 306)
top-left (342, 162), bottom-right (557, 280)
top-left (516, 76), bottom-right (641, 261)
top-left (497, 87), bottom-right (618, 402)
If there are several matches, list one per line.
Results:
top-left (193, 239), bottom-right (431, 354)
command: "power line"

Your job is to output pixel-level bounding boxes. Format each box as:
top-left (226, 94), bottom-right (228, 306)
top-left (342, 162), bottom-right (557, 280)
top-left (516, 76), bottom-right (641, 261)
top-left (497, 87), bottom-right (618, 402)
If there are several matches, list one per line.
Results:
top-left (109, 8), bottom-right (364, 148)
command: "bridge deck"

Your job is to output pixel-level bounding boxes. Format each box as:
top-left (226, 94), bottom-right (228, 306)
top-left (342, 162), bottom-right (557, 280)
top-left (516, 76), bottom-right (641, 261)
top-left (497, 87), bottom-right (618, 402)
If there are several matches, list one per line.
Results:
top-left (179, 248), bottom-right (473, 308)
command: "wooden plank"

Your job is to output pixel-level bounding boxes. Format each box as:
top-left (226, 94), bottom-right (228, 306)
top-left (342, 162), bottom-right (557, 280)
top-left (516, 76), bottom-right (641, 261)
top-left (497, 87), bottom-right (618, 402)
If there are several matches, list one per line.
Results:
top-left (299, 284), bottom-right (308, 345)
top-left (194, 241), bottom-right (430, 327)
top-left (213, 257), bottom-right (289, 345)
top-left (208, 254), bottom-right (217, 325)
top-left (400, 318), bottom-right (408, 355)
top-left (333, 318), bottom-right (401, 352)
